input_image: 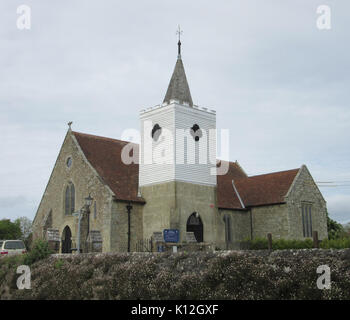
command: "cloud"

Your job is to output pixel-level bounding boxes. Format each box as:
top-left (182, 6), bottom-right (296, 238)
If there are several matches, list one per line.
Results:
top-left (0, 0), bottom-right (349, 223)
top-left (0, 196), bottom-right (27, 208)
top-left (326, 194), bottom-right (350, 224)
top-left (0, 195), bottom-right (36, 221)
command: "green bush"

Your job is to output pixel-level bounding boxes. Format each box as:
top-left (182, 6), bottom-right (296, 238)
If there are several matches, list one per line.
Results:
top-left (272, 238), bottom-right (313, 250)
top-left (23, 239), bottom-right (53, 265)
top-left (248, 238), bottom-right (268, 249)
top-left (54, 259), bottom-right (65, 270)
top-left (244, 237), bottom-right (350, 250)
top-left (320, 238), bottom-right (350, 249)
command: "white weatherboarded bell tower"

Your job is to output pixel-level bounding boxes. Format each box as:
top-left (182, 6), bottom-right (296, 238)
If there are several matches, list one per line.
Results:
top-left (139, 31), bottom-right (219, 243)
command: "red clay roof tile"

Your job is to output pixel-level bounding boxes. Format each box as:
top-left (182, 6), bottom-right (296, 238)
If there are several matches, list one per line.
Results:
top-left (217, 168), bottom-right (300, 209)
top-left (73, 131), bottom-right (144, 203)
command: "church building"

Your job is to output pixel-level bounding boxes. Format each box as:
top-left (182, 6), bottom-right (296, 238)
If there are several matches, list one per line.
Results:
top-left (32, 39), bottom-right (328, 253)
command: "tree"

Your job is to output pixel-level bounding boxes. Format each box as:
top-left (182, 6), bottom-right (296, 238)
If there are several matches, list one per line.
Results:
top-left (15, 216), bottom-right (32, 240)
top-left (0, 219), bottom-right (22, 239)
top-left (326, 212), bottom-right (344, 240)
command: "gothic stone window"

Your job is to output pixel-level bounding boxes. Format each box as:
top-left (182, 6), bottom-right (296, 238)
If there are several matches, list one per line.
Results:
top-left (65, 183), bottom-right (75, 215)
top-left (302, 203), bottom-right (312, 237)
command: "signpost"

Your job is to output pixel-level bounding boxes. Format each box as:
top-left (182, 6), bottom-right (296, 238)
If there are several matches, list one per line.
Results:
top-left (163, 229), bottom-right (179, 243)
top-left (164, 229), bottom-right (179, 253)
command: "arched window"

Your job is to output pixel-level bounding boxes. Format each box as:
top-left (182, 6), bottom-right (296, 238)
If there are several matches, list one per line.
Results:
top-left (65, 183), bottom-right (75, 215)
top-left (61, 226), bottom-right (72, 253)
top-left (223, 214), bottom-right (232, 243)
top-left (186, 212), bottom-right (203, 242)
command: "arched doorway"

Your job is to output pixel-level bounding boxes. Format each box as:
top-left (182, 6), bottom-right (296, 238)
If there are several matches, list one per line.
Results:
top-left (186, 212), bottom-right (203, 242)
top-left (61, 226), bottom-right (72, 253)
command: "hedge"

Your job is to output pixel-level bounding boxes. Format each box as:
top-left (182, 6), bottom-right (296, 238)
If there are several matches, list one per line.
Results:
top-left (242, 237), bottom-right (350, 250)
top-left (1, 249), bottom-right (350, 300)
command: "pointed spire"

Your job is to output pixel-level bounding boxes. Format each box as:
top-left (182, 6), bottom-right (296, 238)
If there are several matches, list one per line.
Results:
top-left (163, 27), bottom-right (193, 107)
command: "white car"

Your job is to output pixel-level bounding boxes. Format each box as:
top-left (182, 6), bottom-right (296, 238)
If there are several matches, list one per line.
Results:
top-left (0, 240), bottom-right (27, 256)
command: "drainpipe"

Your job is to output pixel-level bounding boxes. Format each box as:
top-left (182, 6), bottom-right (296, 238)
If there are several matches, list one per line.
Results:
top-left (250, 209), bottom-right (253, 240)
top-left (76, 210), bottom-right (82, 253)
top-left (87, 206), bottom-right (90, 238)
top-left (126, 203), bottom-right (133, 252)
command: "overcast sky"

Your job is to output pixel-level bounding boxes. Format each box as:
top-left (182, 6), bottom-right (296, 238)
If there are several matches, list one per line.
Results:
top-left (0, 1), bottom-right (349, 223)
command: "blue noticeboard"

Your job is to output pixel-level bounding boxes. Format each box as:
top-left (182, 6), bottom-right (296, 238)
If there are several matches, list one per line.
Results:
top-left (163, 229), bottom-right (179, 243)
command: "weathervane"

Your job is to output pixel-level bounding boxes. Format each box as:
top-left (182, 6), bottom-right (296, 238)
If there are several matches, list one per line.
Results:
top-left (176, 25), bottom-right (183, 58)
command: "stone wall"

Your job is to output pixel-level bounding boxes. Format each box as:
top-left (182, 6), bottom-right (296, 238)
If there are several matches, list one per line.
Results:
top-left (140, 182), bottom-right (176, 240)
top-left (285, 165), bottom-right (328, 240)
top-left (174, 181), bottom-right (218, 243)
top-left (141, 181), bottom-right (220, 244)
top-left (218, 209), bottom-right (251, 243)
top-left (251, 204), bottom-right (289, 239)
top-left (32, 130), bottom-right (114, 253)
top-left (233, 165), bottom-right (328, 241)
top-left (110, 201), bottom-right (144, 252)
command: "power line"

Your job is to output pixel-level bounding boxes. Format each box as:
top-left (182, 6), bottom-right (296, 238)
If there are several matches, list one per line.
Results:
top-left (318, 185), bottom-right (350, 187)
top-left (317, 181), bottom-right (350, 183)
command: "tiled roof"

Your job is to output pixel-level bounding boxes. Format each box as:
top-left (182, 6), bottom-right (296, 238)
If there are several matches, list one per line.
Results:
top-left (217, 161), bottom-right (248, 210)
top-left (73, 131), bottom-right (299, 209)
top-left (218, 168), bottom-right (300, 209)
top-left (73, 131), bottom-right (145, 203)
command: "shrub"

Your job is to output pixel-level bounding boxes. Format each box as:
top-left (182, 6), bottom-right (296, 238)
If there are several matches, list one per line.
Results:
top-left (320, 238), bottom-right (350, 249)
top-left (249, 238), bottom-right (268, 249)
top-left (246, 238), bottom-right (315, 250)
top-left (54, 259), bottom-right (65, 270)
top-left (241, 237), bottom-right (350, 250)
top-left (23, 239), bottom-right (53, 265)
top-left (4, 250), bottom-right (350, 300)
top-left (273, 238), bottom-right (313, 250)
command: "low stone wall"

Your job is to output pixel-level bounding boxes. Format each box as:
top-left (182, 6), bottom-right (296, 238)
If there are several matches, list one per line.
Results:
top-left (157, 242), bottom-right (214, 252)
top-left (1, 249), bottom-right (350, 300)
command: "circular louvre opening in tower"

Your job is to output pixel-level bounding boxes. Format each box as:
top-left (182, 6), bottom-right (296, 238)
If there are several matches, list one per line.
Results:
top-left (151, 124), bottom-right (162, 142)
top-left (190, 124), bottom-right (202, 141)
